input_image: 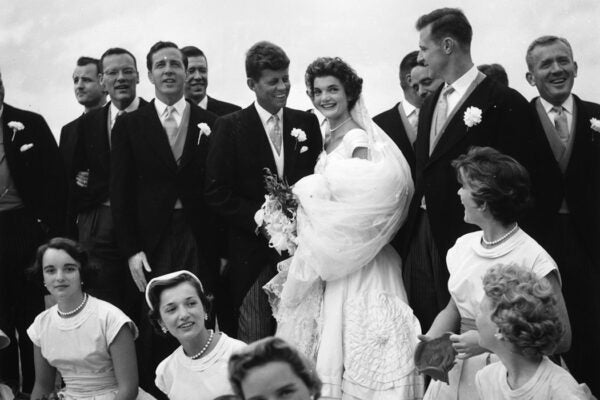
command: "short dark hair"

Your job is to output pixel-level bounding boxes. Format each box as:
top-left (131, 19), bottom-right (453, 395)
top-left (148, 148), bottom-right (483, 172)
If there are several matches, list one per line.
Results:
top-left (76, 56), bottom-right (101, 74)
top-left (29, 237), bottom-right (98, 289)
top-left (399, 51), bottom-right (420, 90)
top-left (147, 272), bottom-right (212, 335)
top-left (100, 47), bottom-right (138, 72)
top-left (305, 57), bottom-right (363, 111)
top-left (451, 146), bottom-right (532, 225)
top-left (146, 41), bottom-right (188, 71)
top-left (181, 46), bottom-right (206, 60)
top-left (483, 264), bottom-right (563, 358)
top-left (525, 35), bottom-right (573, 71)
top-left (229, 337), bottom-right (322, 400)
top-left (478, 63), bottom-right (509, 86)
top-left (245, 41), bottom-right (290, 81)
top-left (416, 8), bottom-right (472, 48)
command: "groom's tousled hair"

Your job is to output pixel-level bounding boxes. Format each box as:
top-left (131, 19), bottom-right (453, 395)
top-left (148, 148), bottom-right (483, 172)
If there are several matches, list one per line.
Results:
top-left (416, 8), bottom-right (472, 49)
top-left (305, 57), bottom-right (363, 111)
top-left (245, 41), bottom-right (290, 81)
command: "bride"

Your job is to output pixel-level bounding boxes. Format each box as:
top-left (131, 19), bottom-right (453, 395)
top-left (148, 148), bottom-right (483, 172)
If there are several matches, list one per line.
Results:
top-left (265, 57), bottom-right (423, 399)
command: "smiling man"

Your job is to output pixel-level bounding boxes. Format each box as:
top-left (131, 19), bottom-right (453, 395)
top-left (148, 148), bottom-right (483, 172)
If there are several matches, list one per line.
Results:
top-left (181, 46), bottom-right (241, 116)
top-left (205, 41), bottom-right (322, 342)
top-left (401, 8), bottom-right (554, 338)
top-left (109, 41), bottom-right (219, 396)
top-left (526, 35), bottom-right (600, 395)
top-left (71, 47), bottom-right (146, 320)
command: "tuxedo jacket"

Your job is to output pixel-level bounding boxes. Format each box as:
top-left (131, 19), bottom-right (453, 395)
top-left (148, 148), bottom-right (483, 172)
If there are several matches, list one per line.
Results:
top-left (404, 76), bottom-right (553, 259)
top-left (373, 103), bottom-right (416, 178)
top-left (59, 116), bottom-right (83, 237)
top-left (73, 99), bottom-right (148, 213)
top-left (1, 103), bottom-right (66, 236)
top-left (110, 100), bottom-right (218, 261)
top-left (205, 105), bottom-right (322, 306)
top-left (530, 95), bottom-right (600, 264)
top-left (206, 96), bottom-right (242, 116)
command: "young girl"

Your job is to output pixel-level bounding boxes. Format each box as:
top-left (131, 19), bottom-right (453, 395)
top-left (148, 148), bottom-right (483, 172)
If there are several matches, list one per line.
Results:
top-left (475, 264), bottom-right (593, 399)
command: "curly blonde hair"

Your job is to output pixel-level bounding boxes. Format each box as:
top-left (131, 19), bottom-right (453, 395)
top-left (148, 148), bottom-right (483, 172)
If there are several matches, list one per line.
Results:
top-left (482, 264), bottom-right (563, 358)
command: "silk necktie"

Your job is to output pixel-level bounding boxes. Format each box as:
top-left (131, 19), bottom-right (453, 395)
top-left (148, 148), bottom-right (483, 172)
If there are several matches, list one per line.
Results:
top-left (109, 110), bottom-right (126, 148)
top-left (163, 106), bottom-right (178, 144)
top-left (434, 85), bottom-right (455, 137)
top-left (552, 106), bottom-right (569, 144)
top-left (269, 114), bottom-right (282, 155)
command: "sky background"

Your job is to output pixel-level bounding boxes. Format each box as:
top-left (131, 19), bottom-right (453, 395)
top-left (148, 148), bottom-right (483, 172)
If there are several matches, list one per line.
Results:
top-left (1, 0), bottom-right (598, 140)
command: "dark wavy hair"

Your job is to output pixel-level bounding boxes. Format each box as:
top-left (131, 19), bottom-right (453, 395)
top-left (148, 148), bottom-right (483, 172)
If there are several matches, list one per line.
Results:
top-left (305, 57), bottom-right (363, 111)
top-left (452, 146), bottom-right (532, 225)
top-left (229, 337), bottom-right (322, 399)
top-left (245, 41), bottom-right (290, 81)
top-left (146, 41), bottom-right (187, 71)
top-left (28, 237), bottom-right (98, 289)
top-left (483, 264), bottom-right (563, 358)
top-left (146, 272), bottom-right (212, 335)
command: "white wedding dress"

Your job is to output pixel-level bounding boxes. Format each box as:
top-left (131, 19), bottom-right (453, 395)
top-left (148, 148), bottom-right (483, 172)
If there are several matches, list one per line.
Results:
top-left (265, 97), bottom-right (423, 399)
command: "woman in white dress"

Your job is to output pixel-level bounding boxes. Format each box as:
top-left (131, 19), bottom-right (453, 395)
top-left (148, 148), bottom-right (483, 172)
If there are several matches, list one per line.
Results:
top-left (266, 57), bottom-right (423, 399)
top-left (146, 271), bottom-right (246, 400)
top-left (421, 147), bottom-right (571, 400)
top-left (28, 238), bottom-right (146, 400)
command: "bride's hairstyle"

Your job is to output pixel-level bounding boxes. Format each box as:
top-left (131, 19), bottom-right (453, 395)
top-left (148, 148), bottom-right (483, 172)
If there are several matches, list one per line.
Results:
top-left (305, 57), bottom-right (363, 111)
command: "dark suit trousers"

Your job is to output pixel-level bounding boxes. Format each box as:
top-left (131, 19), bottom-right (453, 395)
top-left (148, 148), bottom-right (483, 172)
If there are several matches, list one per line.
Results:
top-left (238, 263), bottom-right (277, 343)
top-left (402, 210), bottom-right (450, 332)
top-left (78, 205), bottom-right (140, 322)
top-left (0, 208), bottom-right (46, 392)
top-left (138, 209), bottom-right (201, 399)
top-left (550, 215), bottom-right (600, 396)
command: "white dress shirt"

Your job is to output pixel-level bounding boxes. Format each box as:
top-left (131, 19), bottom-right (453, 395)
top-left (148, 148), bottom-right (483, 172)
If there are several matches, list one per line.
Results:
top-left (254, 102), bottom-right (284, 178)
top-left (197, 96), bottom-right (208, 110)
top-left (154, 96), bottom-right (187, 127)
top-left (540, 94), bottom-right (574, 133)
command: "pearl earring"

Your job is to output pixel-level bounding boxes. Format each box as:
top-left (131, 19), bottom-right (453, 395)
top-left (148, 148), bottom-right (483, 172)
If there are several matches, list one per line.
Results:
top-left (494, 332), bottom-right (503, 340)
top-left (204, 315), bottom-right (208, 321)
top-left (161, 326), bottom-right (168, 334)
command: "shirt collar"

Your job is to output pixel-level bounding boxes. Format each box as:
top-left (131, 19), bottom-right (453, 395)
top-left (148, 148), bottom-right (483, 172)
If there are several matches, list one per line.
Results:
top-left (197, 96), bottom-right (208, 110)
top-left (154, 96), bottom-right (187, 118)
top-left (401, 100), bottom-right (417, 117)
top-left (254, 102), bottom-right (283, 126)
top-left (446, 65), bottom-right (479, 98)
top-left (540, 94), bottom-right (574, 115)
top-left (110, 97), bottom-right (140, 120)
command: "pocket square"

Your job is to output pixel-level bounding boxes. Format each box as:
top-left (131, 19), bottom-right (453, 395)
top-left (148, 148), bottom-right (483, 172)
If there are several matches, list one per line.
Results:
top-left (300, 146), bottom-right (308, 154)
top-left (20, 143), bottom-right (34, 152)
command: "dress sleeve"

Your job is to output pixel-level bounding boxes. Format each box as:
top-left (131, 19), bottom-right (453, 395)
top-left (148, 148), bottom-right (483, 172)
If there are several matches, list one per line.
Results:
top-left (103, 302), bottom-right (139, 346)
top-left (27, 314), bottom-right (43, 347)
top-left (154, 358), bottom-right (169, 395)
top-left (342, 129), bottom-right (369, 156)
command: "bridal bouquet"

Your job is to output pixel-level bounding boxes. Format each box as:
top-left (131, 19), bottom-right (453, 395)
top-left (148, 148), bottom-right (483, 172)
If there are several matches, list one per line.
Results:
top-left (254, 168), bottom-right (299, 255)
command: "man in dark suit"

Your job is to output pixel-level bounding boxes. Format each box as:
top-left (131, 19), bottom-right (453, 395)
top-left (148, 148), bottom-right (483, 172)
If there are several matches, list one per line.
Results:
top-left (526, 35), bottom-right (600, 395)
top-left (0, 68), bottom-right (66, 392)
top-left (60, 57), bottom-right (107, 237)
top-left (410, 61), bottom-right (443, 100)
top-left (110, 41), bottom-right (218, 397)
top-left (205, 41), bottom-right (322, 342)
top-left (72, 47), bottom-right (146, 318)
top-left (181, 46), bottom-right (241, 116)
top-left (374, 51), bottom-right (422, 177)
top-left (402, 8), bottom-right (550, 332)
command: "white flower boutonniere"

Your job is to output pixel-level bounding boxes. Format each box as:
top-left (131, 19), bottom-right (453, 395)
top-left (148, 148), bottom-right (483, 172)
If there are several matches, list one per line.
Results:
top-left (197, 123), bottom-right (211, 145)
top-left (463, 107), bottom-right (482, 128)
top-left (591, 118), bottom-right (600, 141)
top-left (291, 128), bottom-right (307, 143)
top-left (7, 121), bottom-right (25, 142)
top-left (20, 143), bottom-right (34, 152)
top-left (300, 146), bottom-right (308, 154)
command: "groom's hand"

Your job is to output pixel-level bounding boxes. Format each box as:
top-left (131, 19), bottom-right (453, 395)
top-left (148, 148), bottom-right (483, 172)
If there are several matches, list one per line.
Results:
top-left (128, 251), bottom-right (152, 292)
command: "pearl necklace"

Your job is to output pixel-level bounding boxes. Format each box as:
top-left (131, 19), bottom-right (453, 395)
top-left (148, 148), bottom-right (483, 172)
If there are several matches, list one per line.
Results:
top-left (482, 223), bottom-right (519, 246)
top-left (57, 293), bottom-right (88, 318)
top-left (189, 330), bottom-right (215, 360)
top-left (329, 116), bottom-right (352, 132)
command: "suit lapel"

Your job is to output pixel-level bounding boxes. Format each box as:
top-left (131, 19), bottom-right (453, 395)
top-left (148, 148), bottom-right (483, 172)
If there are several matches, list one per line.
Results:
top-left (93, 104), bottom-right (111, 173)
top-left (141, 101), bottom-right (177, 172)
top-left (282, 108), bottom-right (297, 177)
top-left (428, 76), bottom-right (491, 166)
top-left (244, 105), bottom-right (277, 174)
top-left (415, 87), bottom-right (440, 167)
top-left (179, 102), bottom-right (202, 169)
top-left (1, 105), bottom-right (19, 171)
top-left (566, 95), bottom-right (590, 180)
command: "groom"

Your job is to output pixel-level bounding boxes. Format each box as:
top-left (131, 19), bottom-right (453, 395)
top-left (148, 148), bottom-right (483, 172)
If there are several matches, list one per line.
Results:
top-left (205, 41), bottom-right (322, 342)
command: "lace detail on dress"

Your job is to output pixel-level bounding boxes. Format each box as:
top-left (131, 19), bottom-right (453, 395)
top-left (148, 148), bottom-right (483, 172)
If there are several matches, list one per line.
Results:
top-left (264, 258), bottom-right (325, 361)
top-left (343, 291), bottom-right (419, 389)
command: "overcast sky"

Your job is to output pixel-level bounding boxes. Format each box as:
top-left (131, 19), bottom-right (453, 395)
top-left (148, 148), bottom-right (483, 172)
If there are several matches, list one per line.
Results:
top-left (1, 0), bottom-right (598, 139)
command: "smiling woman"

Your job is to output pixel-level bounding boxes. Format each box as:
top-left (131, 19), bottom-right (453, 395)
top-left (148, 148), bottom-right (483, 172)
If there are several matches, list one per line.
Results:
top-left (145, 270), bottom-right (246, 400)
